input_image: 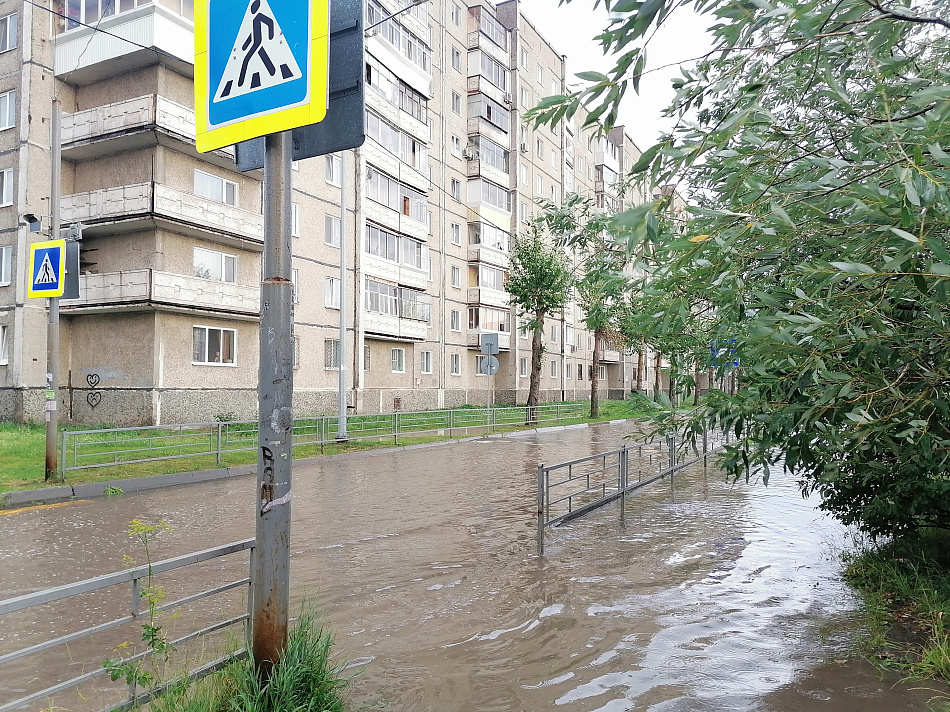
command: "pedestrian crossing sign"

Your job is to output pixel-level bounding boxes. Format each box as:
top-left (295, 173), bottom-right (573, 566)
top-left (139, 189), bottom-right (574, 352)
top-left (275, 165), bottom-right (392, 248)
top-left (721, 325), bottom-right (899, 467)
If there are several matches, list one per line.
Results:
top-left (28, 239), bottom-right (66, 299)
top-left (195, 0), bottom-right (330, 153)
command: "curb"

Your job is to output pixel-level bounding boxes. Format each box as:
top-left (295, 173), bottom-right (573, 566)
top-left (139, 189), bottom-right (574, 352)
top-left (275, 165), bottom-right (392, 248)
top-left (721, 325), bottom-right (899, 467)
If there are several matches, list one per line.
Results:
top-left (0, 418), bottom-right (632, 509)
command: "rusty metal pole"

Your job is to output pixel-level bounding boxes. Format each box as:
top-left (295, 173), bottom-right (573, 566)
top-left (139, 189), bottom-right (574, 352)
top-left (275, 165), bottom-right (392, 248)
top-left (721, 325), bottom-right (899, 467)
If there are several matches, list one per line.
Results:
top-left (45, 100), bottom-right (62, 482)
top-left (253, 130), bottom-right (293, 677)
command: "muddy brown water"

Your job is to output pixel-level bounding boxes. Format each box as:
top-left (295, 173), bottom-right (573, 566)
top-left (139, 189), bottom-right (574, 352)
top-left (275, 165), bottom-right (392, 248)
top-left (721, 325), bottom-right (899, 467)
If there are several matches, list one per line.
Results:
top-left (0, 423), bottom-right (943, 711)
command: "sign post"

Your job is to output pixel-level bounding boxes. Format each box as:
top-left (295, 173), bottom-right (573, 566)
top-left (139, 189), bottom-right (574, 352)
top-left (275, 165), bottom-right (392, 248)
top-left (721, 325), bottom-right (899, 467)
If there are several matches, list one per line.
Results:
top-left (196, 0), bottom-right (331, 673)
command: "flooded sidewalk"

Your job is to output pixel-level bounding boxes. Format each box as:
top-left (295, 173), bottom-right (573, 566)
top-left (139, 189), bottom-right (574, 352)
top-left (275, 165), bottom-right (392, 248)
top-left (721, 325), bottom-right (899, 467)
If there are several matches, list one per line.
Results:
top-left (0, 422), bottom-right (939, 711)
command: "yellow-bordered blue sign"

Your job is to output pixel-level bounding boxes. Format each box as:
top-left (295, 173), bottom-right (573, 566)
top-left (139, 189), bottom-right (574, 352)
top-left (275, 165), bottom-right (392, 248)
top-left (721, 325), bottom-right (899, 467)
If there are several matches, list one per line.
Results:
top-left (195, 0), bottom-right (330, 153)
top-left (27, 239), bottom-right (66, 299)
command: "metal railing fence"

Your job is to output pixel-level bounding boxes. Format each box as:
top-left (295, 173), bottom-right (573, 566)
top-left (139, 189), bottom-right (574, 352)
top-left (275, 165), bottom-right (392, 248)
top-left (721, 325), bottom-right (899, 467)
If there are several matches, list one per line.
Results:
top-left (536, 429), bottom-right (731, 554)
top-left (0, 539), bottom-right (255, 712)
top-left (60, 402), bottom-right (588, 478)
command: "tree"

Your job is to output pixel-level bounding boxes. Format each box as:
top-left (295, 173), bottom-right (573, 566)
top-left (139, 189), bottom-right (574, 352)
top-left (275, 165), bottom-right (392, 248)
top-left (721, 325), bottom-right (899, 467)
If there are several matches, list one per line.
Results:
top-left (537, 194), bottom-right (629, 418)
top-left (530, 1), bottom-right (950, 537)
top-left (506, 224), bottom-right (573, 413)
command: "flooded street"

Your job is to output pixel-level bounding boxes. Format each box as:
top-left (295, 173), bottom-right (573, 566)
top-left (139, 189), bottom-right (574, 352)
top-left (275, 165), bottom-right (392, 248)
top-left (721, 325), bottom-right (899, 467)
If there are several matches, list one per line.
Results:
top-left (0, 422), bottom-right (941, 711)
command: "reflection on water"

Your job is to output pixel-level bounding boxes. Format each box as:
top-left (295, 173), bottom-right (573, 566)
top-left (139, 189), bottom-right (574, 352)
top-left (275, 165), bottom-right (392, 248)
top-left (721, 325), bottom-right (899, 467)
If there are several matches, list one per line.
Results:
top-left (0, 423), bottom-right (940, 711)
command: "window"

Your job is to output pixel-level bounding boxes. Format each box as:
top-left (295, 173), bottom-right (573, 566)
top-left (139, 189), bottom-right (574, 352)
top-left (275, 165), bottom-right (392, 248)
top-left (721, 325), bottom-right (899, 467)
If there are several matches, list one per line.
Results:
top-left (551, 80), bottom-right (558, 97)
top-left (468, 307), bottom-right (510, 332)
top-left (450, 178), bottom-right (461, 202)
top-left (325, 277), bottom-right (340, 308)
top-left (468, 94), bottom-right (511, 133)
top-left (194, 170), bottom-right (236, 205)
top-left (535, 175), bottom-right (543, 196)
top-left (326, 154), bottom-right (342, 185)
top-left (292, 160), bottom-right (300, 171)
top-left (578, 363), bottom-right (584, 380)
top-left (428, 257), bottom-right (434, 281)
top-left (474, 7), bottom-right (507, 49)
top-left (366, 0), bottom-right (431, 71)
top-left (420, 350), bottom-right (433, 374)
top-left (520, 86), bottom-right (528, 107)
top-left (292, 203), bottom-right (300, 237)
top-left (550, 324), bottom-right (558, 342)
top-left (566, 362), bottom-right (572, 379)
top-left (194, 247), bottom-right (236, 282)
top-left (468, 222), bottom-right (509, 252)
top-left (451, 265), bottom-right (461, 288)
top-left (479, 179), bottom-right (511, 212)
top-left (551, 360), bottom-right (559, 378)
top-left (451, 47), bottom-right (461, 72)
top-left (452, 91), bottom-right (461, 114)
top-left (391, 347), bottom-right (405, 372)
top-left (451, 135), bottom-right (462, 158)
top-left (450, 353), bottom-right (461, 375)
top-left (450, 310), bottom-right (461, 331)
top-left (451, 223), bottom-right (461, 245)
top-left (451, 3), bottom-right (461, 25)
top-left (292, 269), bottom-right (299, 303)
top-left (470, 135), bottom-right (509, 172)
top-left (520, 47), bottom-right (528, 68)
top-left (479, 53), bottom-right (508, 91)
top-left (366, 167), bottom-right (427, 221)
top-left (193, 326), bottom-right (236, 365)
top-left (324, 339), bottom-right (340, 369)
top-left (475, 355), bottom-right (492, 376)
top-left (0, 91), bottom-right (14, 130)
top-left (364, 224), bottom-right (427, 269)
top-left (400, 287), bottom-right (431, 322)
top-left (325, 215), bottom-right (341, 247)
top-left (0, 245), bottom-right (10, 286)
top-left (599, 365), bottom-right (607, 381)
top-left (536, 138), bottom-right (543, 159)
top-left (519, 164), bottom-right (527, 185)
top-left (519, 357), bottom-right (528, 377)
top-left (0, 324), bottom-right (7, 365)
top-left (537, 66), bottom-right (543, 85)
top-left (0, 14), bottom-right (16, 52)
top-left (551, 186), bottom-right (558, 203)
top-left (520, 201), bottom-right (529, 223)
top-left (363, 343), bottom-right (371, 371)
top-left (365, 56), bottom-right (429, 123)
top-left (473, 263), bottom-right (506, 290)
top-left (365, 278), bottom-right (399, 315)
top-left (551, 150), bottom-right (558, 168)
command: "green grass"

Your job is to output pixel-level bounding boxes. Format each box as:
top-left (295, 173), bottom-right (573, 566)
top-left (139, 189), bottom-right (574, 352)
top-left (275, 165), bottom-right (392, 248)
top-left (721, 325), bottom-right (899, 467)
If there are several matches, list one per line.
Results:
top-left (151, 609), bottom-right (348, 712)
top-left (0, 399), bottom-right (658, 495)
top-left (844, 531), bottom-right (950, 683)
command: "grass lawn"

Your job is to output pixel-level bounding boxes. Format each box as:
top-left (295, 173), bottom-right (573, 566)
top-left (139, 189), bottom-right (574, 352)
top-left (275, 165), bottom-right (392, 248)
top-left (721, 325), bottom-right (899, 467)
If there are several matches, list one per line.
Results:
top-left (0, 399), bottom-right (656, 495)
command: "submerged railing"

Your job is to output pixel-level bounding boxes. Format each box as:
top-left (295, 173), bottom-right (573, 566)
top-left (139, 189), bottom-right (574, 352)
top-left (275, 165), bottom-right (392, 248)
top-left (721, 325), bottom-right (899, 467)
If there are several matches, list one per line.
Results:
top-left (0, 539), bottom-right (255, 712)
top-left (536, 429), bottom-right (731, 554)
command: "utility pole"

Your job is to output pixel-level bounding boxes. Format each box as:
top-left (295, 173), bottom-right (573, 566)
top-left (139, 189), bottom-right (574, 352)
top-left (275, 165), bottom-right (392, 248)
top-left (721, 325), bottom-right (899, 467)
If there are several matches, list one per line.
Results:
top-left (336, 150), bottom-right (349, 441)
top-left (252, 130), bottom-right (294, 675)
top-left (45, 100), bottom-right (61, 482)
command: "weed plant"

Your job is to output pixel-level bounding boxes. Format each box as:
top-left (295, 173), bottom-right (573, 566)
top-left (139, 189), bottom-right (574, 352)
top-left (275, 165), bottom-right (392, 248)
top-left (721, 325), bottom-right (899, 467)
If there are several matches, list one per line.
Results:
top-left (844, 530), bottom-right (950, 682)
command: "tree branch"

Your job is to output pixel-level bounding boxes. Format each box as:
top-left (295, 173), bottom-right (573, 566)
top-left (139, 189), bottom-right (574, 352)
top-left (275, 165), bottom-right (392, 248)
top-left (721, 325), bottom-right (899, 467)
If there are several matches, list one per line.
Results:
top-left (862, 0), bottom-right (950, 30)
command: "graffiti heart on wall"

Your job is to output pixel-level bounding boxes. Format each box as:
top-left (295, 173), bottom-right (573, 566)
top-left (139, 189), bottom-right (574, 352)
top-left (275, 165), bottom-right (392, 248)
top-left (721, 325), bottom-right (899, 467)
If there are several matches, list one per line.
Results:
top-left (86, 373), bottom-right (102, 409)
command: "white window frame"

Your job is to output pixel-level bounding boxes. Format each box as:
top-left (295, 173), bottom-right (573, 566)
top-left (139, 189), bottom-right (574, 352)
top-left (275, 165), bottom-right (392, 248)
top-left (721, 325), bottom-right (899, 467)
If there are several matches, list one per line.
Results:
top-left (551, 360), bottom-right (559, 378)
top-left (452, 92), bottom-right (461, 114)
top-left (536, 139), bottom-right (543, 159)
top-left (450, 309), bottom-right (461, 331)
top-left (0, 324), bottom-right (8, 365)
top-left (292, 268), bottom-right (299, 303)
top-left (451, 135), bottom-right (462, 158)
top-left (326, 154), bottom-right (342, 185)
top-left (519, 164), bottom-right (527, 185)
top-left (452, 3), bottom-right (462, 26)
top-left (420, 350), bottom-right (433, 374)
top-left (193, 326), bottom-right (237, 366)
top-left (450, 223), bottom-right (461, 246)
top-left (0, 90), bottom-right (14, 131)
top-left (325, 276), bottom-right (341, 309)
top-left (325, 214), bottom-right (342, 247)
top-left (520, 47), bottom-right (528, 68)
top-left (450, 353), bottom-right (461, 376)
top-left (475, 354), bottom-right (491, 377)
top-left (450, 178), bottom-right (461, 202)
top-left (324, 339), bottom-right (341, 369)
top-left (391, 347), bottom-right (406, 373)
top-left (537, 66), bottom-right (543, 85)
top-left (451, 47), bottom-right (462, 72)
top-left (566, 362), bottom-right (572, 379)
top-left (0, 14), bottom-right (17, 54)
top-left (450, 265), bottom-right (461, 288)
top-left (193, 247), bottom-right (236, 283)
top-left (0, 168), bottom-right (12, 206)
top-left (519, 357), bottom-right (528, 378)
top-left (520, 86), bottom-right (528, 107)
top-left (0, 245), bottom-right (11, 286)
top-left (599, 365), bottom-right (607, 381)
top-left (550, 324), bottom-right (558, 342)
top-left (535, 175), bottom-right (543, 196)
top-left (292, 203), bottom-right (300, 237)
top-left (194, 169), bottom-right (236, 206)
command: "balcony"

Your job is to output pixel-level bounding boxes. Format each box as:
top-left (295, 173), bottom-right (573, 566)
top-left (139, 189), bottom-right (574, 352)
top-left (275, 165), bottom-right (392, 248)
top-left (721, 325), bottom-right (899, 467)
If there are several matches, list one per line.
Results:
top-left (464, 158), bottom-right (510, 188)
top-left (466, 75), bottom-right (509, 107)
top-left (61, 270), bottom-right (260, 318)
top-left (467, 287), bottom-right (508, 309)
top-left (467, 31), bottom-right (508, 66)
top-left (364, 141), bottom-right (429, 194)
top-left (61, 183), bottom-right (264, 246)
top-left (55, 4), bottom-right (194, 85)
top-left (467, 332), bottom-right (511, 351)
top-left (362, 253), bottom-right (428, 291)
top-left (366, 34), bottom-right (431, 99)
top-left (466, 117), bottom-right (509, 148)
top-left (467, 244), bottom-right (509, 269)
top-left (62, 95), bottom-right (235, 168)
top-left (601, 349), bottom-right (622, 363)
top-left (362, 311), bottom-right (427, 341)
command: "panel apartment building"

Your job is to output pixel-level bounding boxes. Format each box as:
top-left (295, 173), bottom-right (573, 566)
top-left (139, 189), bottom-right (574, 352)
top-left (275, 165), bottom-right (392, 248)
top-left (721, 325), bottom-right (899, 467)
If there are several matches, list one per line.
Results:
top-left (0, 0), bottom-right (660, 425)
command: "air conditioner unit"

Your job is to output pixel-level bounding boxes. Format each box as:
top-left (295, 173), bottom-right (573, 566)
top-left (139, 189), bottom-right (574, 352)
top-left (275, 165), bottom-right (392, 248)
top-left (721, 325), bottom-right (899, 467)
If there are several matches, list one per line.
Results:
top-left (504, 92), bottom-right (513, 105)
top-left (462, 148), bottom-right (475, 160)
top-left (519, 142), bottom-right (529, 153)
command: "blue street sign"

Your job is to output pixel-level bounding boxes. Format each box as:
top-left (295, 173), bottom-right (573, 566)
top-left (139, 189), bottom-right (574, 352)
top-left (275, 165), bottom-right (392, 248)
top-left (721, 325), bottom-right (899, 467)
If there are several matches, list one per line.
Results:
top-left (28, 239), bottom-right (66, 299)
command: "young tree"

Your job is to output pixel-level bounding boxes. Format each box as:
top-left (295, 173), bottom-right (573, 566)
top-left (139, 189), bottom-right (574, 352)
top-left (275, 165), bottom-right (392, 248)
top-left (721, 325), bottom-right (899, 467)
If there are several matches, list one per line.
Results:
top-left (530, 1), bottom-right (950, 536)
top-left (506, 225), bottom-right (572, 413)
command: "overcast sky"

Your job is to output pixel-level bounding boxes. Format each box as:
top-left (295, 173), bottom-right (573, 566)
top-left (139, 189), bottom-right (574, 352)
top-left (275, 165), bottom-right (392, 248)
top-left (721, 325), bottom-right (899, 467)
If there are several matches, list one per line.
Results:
top-left (516, 0), bottom-right (715, 150)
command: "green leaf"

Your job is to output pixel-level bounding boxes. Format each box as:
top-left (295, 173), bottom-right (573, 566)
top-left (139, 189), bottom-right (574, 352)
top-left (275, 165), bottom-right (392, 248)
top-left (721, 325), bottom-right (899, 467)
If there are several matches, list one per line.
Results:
top-left (830, 262), bottom-right (876, 274)
top-left (575, 71), bottom-right (609, 83)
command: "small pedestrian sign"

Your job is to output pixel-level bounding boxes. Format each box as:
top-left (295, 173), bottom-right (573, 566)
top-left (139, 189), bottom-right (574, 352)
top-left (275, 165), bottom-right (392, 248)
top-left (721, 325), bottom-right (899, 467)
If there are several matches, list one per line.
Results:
top-left (28, 239), bottom-right (66, 299)
top-left (195, 0), bottom-right (331, 153)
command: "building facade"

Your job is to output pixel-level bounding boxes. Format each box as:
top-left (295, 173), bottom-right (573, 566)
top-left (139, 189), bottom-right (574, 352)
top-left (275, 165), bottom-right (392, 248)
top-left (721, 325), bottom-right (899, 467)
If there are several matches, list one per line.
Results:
top-left (0, 0), bottom-right (664, 425)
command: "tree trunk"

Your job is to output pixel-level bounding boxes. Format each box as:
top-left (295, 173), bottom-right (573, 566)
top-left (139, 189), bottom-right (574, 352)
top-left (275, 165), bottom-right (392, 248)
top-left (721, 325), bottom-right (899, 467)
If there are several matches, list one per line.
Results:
top-left (693, 362), bottom-right (702, 405)
top-left (654, 351), bottom-right (663, 400)
top-left (590, 329), bottom-right (604, 418)
top-left (526, 310), bottom-right (545, 421)
top-left (636, 340), bottom-right (646, 393)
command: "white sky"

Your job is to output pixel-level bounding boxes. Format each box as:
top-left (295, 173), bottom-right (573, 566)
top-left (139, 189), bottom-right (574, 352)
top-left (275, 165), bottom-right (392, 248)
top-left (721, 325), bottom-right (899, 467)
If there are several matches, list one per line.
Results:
top-left (516, 0), bottom-right (715, 150)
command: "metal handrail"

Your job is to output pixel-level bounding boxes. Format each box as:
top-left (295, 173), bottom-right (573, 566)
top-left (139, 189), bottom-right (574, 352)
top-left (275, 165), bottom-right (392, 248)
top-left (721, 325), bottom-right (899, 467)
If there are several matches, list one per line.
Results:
top-left (0, 539), bottom-right (255, 712)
